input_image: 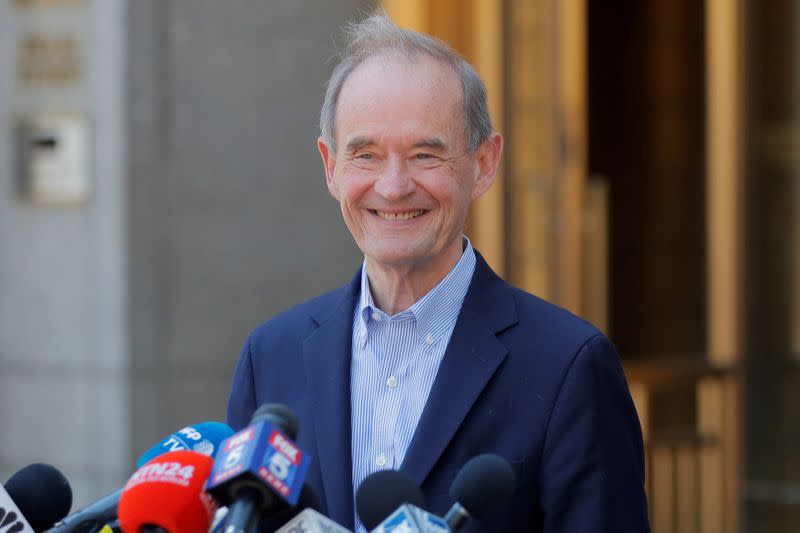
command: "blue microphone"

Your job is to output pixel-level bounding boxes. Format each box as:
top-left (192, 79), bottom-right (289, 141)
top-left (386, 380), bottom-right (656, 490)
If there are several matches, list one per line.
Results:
top-left (206, 404), bottom-right (311, 533)
top-left (136, 421), bottom-right (235, 468)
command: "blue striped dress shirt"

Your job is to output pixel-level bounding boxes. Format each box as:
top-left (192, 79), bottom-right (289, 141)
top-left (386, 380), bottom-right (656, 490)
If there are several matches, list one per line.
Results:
top-left (350, 237), bottom-right (476, 533)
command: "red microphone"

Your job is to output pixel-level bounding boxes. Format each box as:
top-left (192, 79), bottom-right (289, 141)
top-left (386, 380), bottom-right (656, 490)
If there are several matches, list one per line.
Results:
top-left (118, 450), bottom-right (217, 533)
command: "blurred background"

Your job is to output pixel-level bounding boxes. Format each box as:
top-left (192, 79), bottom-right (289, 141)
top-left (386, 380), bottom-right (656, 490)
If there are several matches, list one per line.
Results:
top-left (0, 0), bottom-right (797, 532)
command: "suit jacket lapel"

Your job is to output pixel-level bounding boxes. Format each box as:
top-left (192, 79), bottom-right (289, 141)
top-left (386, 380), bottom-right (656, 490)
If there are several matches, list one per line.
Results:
top-left (303, 270), bottom-right (361, 529)
top-left (401, 253), bottom-right (518, 487)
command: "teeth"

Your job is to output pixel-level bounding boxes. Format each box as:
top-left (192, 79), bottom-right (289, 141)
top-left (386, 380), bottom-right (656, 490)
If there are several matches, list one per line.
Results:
top-left (375, 210), bottom-right (426, 220)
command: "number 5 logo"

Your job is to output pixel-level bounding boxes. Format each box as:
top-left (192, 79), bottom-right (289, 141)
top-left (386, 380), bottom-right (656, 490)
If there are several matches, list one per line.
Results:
top-left (268, 452), bottom-right (291, 480)
top-left (224, 446), bottom-right (244, 470)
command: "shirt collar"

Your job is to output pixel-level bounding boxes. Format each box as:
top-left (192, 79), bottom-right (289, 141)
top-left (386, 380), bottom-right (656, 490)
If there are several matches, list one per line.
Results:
top-left (357, 237), bottom-right (477, 342)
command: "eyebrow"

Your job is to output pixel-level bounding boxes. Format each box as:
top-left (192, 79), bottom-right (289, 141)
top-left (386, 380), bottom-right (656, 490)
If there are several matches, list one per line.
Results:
top-left (343, 136), bottom-right (450, 154)
top-left (412, 138), bottom-right (448, 151)
top-left (344, 136), bottom-right (375, 154)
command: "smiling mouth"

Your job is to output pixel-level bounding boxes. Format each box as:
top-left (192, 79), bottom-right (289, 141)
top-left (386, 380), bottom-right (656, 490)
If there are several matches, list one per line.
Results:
top-left (371, 209), bottom-right (428, 221)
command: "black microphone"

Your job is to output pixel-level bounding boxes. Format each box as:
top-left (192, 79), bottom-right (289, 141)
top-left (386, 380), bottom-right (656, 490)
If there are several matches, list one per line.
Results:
top-left (5, 463), bottom-right (73, 532)
top-left (355, 470), bottom-right (425, 531)
top-left (443, 454), bottom-right (515, 530)
top-left (206, 404), bottom-right (311, 533)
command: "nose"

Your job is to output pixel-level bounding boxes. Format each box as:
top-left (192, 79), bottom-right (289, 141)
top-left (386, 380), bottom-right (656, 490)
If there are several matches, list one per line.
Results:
top-left (374, 156), bottom-right (415, 200)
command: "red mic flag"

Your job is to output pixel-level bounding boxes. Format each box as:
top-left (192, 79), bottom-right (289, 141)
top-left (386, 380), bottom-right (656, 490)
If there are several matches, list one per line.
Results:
top-left (118, 450), bottom-right (217, 533)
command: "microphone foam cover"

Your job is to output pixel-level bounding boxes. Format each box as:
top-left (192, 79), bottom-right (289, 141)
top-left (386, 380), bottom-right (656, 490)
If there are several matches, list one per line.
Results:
top-left (118, 450), bottom-right (217, 533)
top-left (356, 470), bottom-right (425, 530)
top-left (5, 462), bottom-right (72, 531)
top-left (136, 421), bottom-right (235, 468)
top-left (449, 454), bottom-right (515, 519)
top-left (251, 403), bottom-right (299, 440)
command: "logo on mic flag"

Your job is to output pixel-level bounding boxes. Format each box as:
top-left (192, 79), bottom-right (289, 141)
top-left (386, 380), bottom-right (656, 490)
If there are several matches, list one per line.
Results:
top-left (0, 485), bottom-right (35, 533)
top-left (0, 508), bottom-right (26, 533)
top-left (373, 506), bottom-right (451, 533)
top-left (257, 430), bottom-right (304, 497)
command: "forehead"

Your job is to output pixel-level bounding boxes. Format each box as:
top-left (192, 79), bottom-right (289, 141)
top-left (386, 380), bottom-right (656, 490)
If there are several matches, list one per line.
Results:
top-left (334, 54), bottom-right (464, 147)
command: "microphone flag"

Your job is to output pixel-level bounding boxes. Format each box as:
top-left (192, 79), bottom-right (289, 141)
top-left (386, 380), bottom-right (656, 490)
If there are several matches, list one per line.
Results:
top-left (0, 485), bottom-right (35, 533)
top-left (371, 504), bottom-right (451, 533)
top-left (206, 419), bottom-right (310, 507)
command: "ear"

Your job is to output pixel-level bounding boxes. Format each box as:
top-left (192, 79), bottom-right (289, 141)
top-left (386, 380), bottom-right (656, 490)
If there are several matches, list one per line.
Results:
top-left (318, 136), bottom-right (339, 200)
top-left (471, 132), bottom-right (504, 200)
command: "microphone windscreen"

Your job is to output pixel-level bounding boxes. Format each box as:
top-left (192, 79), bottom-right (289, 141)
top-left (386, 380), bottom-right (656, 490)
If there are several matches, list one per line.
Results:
top-left (5, 463), bottom-right (72, 531)
top-left (135, 421), bottom-right (234, 468)
top-left (118, 450), bottom-right (217, 533)
top-left (355, 470), bottom-right (425, 531)
top-left (449, 454), bottom-right (514, 519)
top-left (251, 404), bottom-right (299, 440)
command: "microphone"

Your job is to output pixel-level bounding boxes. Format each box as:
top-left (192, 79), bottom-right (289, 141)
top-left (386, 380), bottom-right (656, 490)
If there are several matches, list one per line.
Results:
top-left (355, 470), bottom-right (424, 531)
top-left (211, 483), bottom-right (325, 533)
top-left (43, 491), bottom-right (121, 533)
top-left (443, 454), bottom-right (514, 530)
top-left (271, 485), bottom-right (350, 533)
top-left (370, 506), bottom-right (449, 533)
top-left (355, 470), bottom-right (449, 533)
top-left (0, 484), bottom-right (35, 533)
top-left (136, 422), bottom-right (235, 469)
top-left (4, 463), bottom-right (73, 531)
top-left (117, 450), bottom-right (217, 533)
top-left (45, 421), bottom-right (233, 533)
top-left (273, 509), bottom-right (351, 533)
top-left (206, 404), bottom-right (311, 533)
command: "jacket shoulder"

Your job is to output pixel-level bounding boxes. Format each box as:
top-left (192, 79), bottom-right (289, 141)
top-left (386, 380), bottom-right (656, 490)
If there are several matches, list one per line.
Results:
top-left (248, 283), bottom-right (352, 347)
top-left (511, 286), bottom-right (601, 338)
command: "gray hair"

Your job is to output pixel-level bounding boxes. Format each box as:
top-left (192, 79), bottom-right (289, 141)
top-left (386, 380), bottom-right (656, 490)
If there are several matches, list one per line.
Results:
top-left (320, 13), bottom-right (493, 153)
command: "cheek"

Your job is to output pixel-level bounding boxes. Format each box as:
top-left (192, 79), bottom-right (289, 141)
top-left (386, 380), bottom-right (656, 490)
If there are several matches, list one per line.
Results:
top-left (336, 172), bottom-right (373, 208)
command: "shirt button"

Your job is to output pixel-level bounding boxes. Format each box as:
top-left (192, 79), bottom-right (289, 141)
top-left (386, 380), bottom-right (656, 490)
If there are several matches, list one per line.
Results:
top-left (425, 334), bottom-right (434, 345)
top-left (376, 454), bottom-right (387, 467)
top-left (372, 311), bottom-right (382, 321)
top-left (386, 376), bottom-right (398, 388)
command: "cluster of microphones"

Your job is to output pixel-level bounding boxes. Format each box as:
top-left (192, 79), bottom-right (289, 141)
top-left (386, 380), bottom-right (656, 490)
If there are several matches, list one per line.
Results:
top-left (0, 404), bottom-right (514, 533)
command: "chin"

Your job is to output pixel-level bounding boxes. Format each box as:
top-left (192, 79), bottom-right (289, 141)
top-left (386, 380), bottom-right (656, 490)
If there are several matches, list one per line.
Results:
top-left (365, 247), bottom-right (427, 268)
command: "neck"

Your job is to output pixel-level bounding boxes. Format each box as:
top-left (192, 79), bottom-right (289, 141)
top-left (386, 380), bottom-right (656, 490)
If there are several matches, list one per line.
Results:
top-left (365, 241), bottom-right (464, 315)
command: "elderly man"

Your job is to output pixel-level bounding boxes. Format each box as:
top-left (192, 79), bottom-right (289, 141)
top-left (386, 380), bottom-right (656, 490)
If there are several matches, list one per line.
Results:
top-left (227, 13), bottom-right (649, 533)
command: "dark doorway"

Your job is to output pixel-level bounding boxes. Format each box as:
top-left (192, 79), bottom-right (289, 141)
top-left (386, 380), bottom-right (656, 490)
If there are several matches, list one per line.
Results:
top-left (588, 0), bottom-right (707, 359)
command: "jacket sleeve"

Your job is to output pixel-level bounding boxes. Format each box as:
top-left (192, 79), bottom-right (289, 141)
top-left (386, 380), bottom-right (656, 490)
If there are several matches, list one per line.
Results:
top-left (539, 334), bottom-right (650, 532)
top-left (226, 334), bottom-right (258, 431)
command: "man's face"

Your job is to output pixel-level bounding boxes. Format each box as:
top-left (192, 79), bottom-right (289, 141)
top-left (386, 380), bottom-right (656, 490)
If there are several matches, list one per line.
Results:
top-left (318, 54), bottom-right (501, 275)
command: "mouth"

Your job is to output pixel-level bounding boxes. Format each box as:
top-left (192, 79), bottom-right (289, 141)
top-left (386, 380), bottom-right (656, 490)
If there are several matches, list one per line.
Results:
top-left (370, 209), bottom-right (428, 221)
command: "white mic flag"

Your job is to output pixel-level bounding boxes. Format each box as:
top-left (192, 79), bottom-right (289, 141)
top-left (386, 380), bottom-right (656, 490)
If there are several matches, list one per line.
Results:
top-left (275, 508), bottom-right (352, 533)
top-left (371, 504), bottom-right (450, 533)
top-left (0, 484), bottom-right (35, 533)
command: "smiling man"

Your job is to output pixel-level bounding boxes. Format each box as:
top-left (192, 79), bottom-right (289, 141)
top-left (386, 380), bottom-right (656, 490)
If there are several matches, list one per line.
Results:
top-left (227, 13), bottom-right (649, 533)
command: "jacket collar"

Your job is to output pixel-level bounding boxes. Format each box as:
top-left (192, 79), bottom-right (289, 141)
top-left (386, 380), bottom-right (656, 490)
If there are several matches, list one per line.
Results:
top-left (399, 252), bottom-right (517, 486)
top-left (303, 252), bottom-right (518, 526)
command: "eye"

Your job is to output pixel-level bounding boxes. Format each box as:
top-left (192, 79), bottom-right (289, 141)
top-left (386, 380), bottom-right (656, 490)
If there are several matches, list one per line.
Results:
top-left (356, 153), bottom-right (373, 160)
top-left (414, 153), bottom-right (435, 160)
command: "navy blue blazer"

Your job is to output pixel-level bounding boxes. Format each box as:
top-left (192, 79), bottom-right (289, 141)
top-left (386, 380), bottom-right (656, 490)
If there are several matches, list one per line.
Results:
top-left (226, 252), bottom-right (649, 532)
